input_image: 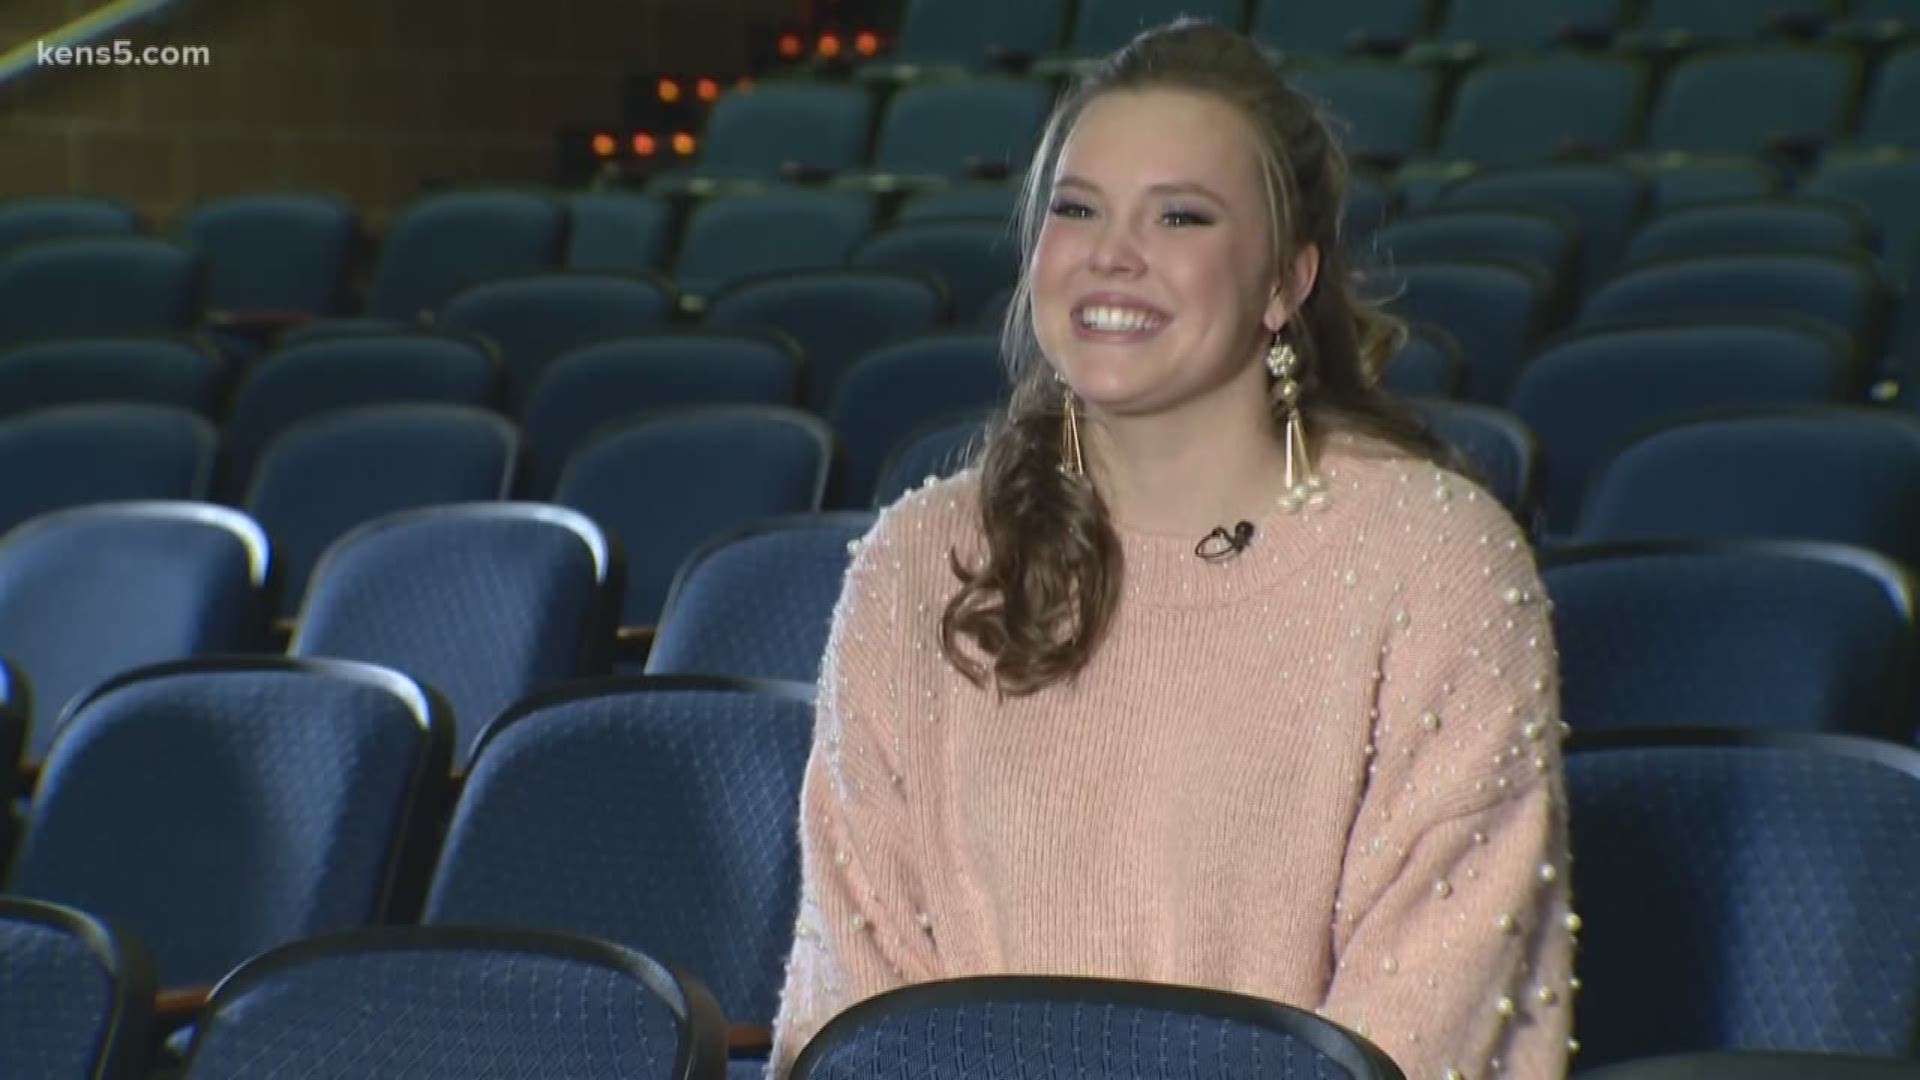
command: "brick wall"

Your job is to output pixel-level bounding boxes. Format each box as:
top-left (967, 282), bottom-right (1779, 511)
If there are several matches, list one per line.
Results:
top-left (0, 0), bottom-right (794, 229)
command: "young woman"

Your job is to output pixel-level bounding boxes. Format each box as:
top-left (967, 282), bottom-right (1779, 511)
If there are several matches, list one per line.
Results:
top-left (770, 21), bottom-right (1577, 1080)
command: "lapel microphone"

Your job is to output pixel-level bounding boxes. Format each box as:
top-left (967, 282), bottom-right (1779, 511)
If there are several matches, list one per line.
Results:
top-left (1195, 520), bottom-right (1256, 561)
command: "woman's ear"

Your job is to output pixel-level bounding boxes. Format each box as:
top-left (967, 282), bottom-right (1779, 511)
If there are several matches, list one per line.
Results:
top-left (1292, 242), bottom-right (1322, 304)
top-left (1265, 243), bottom-right (1322, 331)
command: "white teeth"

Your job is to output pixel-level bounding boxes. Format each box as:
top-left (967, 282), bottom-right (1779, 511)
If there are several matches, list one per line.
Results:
top-left (1079, 305), bottom-right (1162, 333)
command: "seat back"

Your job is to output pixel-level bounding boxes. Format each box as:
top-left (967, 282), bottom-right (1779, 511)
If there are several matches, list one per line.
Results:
top-left (291, 504), bottom-right (620, 760)
top-left (1575, 409), bottom-right (1920, 585)
top-left (1640, 157), bottom-right (1784, 215)
top-left (1065, 0), bottom-right (1245, 54)
top-left (9, 658), bottom-right (451, 987)
top-left (694, 82), bottom-right (873, 179)
top-left (871, 78), bottom-right (1055, 180)
top-left (885, 0), bottom-right (1070, 66)
top-left (0, 501), bottom-right (267, 760)
top-left (704, 269), bottom-right (947, 412)
top-left (1806, 153), bottom-right (1920, 281)
top-left (437, 272), bottom-right (677, 409)
top-left (423, 676), bottom-right (814, 1027)
top-left (0, 404), bottom-right (216, 536)
top-left (0, 898), bottom-right (154, 1080)
top-left (1859, 45), bottom-right (1920, 148)
top-left (363, 190), bottom-right (567, 320)
top-left (1290, 61), bottom-right (1438, 164)
top-left (897, 183), bottom-right (1021, 224)
top-left (1378, 323), bottom-right (1466, 398)
top-left (0, 336), bottom-right (225, 420)
top-left (1407, 399), bottom-right (1539, 520)
top-left (827, 333), bottom-right (1008, 506)
top-left (1545, 541), bottom-right (1916, 738)
top-left (1368, 209), bottom-right (1578, 299)
top-left (220, 332), bottom-right (501, 497)
top-left (1375, 260), bottom-right (1551, 403)
top-left (1440, 163), bottom-right (1647, 292)
top-left (649, 515), bottom-right (876, 680)
top-left (1442, 54), bottom-right (1645, 165)
top-left (792, 976), bottom-right (1406, 1080)
top-left (1632, 0), bottom-right (1826, 40)
top-left (1566, 732), bottom-right (1920, 1068)
top-left (873, 412), bottom-right (992, 508)
top-left (565, 192), bottom-right (674, 274)
top-left (182, 927), bottom-right (725, 1080)
top-left (1623, 198), bottom-right (1873, 265)
top-left (0, 237), bottom-right (202, 346)
top-left (852, 219), bottom-right (1020, 324)
top-left (1645, 46), bottom-right (1858, 156)
top-left (1434, 0), bottom-right (1626, 48)
top-left (1249, 0), bottom-right (1430, 54)
top-left (246, 405), bottom-right (519, 617)
top-left (0, 656), bottom-right (23, 802)
top-left (672, 190), bottom-right (875, 300)
top-left (520, 332), bottom-right (803, 497)
top-left (1578, 254), bottom-right (1885, 365)
top-left (1509, 321), bottom-right (1854, 530)
top-left (181, 193), bottom-right (358, 316)
top-left (0, 196), bottom-right (138, 251)
top-left (553, 406), bottom-right (833, 625)
top-left (1344, 172), bottom-right (1392, 246)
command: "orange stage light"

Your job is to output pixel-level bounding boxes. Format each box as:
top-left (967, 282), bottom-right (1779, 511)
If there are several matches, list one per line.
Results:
top-left (817, 32), bottom-right (843, 58)
top-left (631, 132), bottom-right (658, 156)
top-left (672, 132), bottom-right (697, 156)
top-left (590, 132), bottom-right (616, 158)
top-left (658, 77), bottom-right (681, 102)
top-left (778, 33), bottom-right (804, 58)
top-left (696, 77), bottom-right (720, 101)
top-left (855, 30), bottom-right (880, 56)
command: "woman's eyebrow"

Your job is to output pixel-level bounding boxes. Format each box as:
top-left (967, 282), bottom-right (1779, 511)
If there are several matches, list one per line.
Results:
top-left (1052, 176), bottom-right (1226, 204)
top-left (1145, 180), bottom-right (1226, 203)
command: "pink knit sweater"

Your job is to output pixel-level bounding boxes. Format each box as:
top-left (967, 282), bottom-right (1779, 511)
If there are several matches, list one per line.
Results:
top-left (768, 436), bottom-right (1579, 1080)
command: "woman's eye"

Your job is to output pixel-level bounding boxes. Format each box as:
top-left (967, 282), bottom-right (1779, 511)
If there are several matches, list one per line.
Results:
top-left (1047, 200), bottom-right (1093, 219)
top-left (1163, 208), bottom-right (1213, 227)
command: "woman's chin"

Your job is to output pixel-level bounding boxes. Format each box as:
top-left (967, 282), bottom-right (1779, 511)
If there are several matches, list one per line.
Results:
top-left (1062, 358), bottom-right (1164, 407)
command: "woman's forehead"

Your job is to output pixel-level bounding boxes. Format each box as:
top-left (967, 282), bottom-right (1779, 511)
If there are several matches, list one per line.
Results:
top-left (1055, 89), bottom-right (1267, 197)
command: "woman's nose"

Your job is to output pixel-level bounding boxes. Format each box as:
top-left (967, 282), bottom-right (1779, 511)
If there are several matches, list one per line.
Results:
top-left (1088, 221), bottom-right (1146, 276)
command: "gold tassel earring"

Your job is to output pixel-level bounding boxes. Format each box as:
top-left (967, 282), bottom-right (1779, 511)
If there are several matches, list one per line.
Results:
top-left (1058, 381), bottom-right (1086, 480)
top-left (1268, 335), bottom-right (1327, 513)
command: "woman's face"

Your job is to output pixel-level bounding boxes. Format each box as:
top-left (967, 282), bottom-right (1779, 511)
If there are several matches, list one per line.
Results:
top-left (1030, 87), bottom-right (1299, 419)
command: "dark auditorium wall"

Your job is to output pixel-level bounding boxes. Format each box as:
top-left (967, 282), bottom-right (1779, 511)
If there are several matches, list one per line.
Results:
top-left (0, 0), bottom-right (793, 227)
top-left (0, 0), bottom-right (106, 51)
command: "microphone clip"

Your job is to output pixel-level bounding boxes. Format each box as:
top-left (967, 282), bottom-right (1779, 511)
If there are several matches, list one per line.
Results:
top-left (1195, 520), bottom-right (1256, 561)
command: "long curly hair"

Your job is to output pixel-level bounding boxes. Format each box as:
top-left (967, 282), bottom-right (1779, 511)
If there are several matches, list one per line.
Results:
top-left (938, 19), bottom-right (1449, 696)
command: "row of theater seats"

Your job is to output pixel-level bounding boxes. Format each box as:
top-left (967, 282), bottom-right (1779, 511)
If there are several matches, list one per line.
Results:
top-left (855, 0), bottom-right (1919, 79)
top-left (0, 426), bottom-right (1915, 776)
top-left (0, 299), bottom-right (1911, 571)
top-left (3, 388), bottom-right (1920, 757)
top-left (1, 91), bottom-right (1914, 323)
top-left (662, 39), bottom-right (1920, 194)
top-left (0, 382), bottom-right (966, 628)
top-left (6, 666), bottom-right (1920, 1078)
top-left (2, 167), bottom-right (1914, 412)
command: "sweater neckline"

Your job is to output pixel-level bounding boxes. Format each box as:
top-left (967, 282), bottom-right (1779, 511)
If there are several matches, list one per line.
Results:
top-left (1108, 445), bottom-right (1379, 610)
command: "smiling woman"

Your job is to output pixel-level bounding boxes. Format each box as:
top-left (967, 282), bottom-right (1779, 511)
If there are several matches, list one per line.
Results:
top-left (769, 19), bottom-right (1578, 1080)
top-left (948, 21), bottom-right (1457, 696)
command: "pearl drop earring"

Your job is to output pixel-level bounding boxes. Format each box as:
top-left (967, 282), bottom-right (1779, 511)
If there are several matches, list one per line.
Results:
top-left (1267, 334), bottom-right (1327, 513)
